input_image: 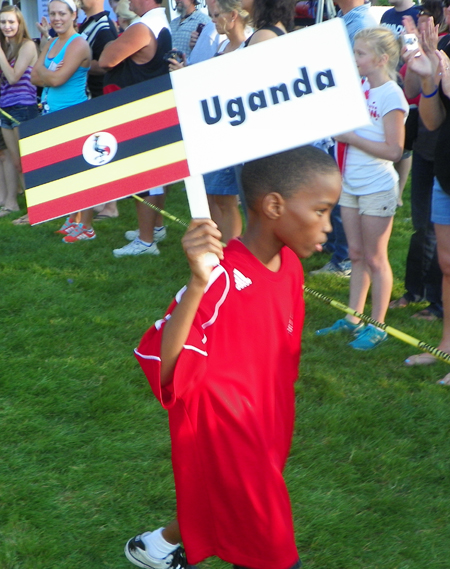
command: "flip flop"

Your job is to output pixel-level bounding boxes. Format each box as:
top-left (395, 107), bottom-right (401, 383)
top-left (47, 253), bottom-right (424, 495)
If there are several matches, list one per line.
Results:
top-left (389, 296), bottom-right (410, 309)
top-left (411, 308), bottom-right (441, 321)
top-left (93, 213), bottom-right (118, 221)
top-left (12, 214), bottom-right (29, 225)
top-left (0, 206), bottom-right (14, 217)
top-left (404, 353), bottom-right (438, 366)
top-left (438, 373), bottom-right (450, 386)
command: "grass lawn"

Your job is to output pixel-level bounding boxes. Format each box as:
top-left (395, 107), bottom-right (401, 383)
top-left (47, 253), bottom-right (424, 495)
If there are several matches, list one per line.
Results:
top-left (1, 182), bottom-right (449, 569)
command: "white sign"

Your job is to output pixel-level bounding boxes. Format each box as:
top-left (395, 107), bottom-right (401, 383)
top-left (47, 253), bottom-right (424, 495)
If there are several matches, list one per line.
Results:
top-left (171, 18), bottom-right (369, 175)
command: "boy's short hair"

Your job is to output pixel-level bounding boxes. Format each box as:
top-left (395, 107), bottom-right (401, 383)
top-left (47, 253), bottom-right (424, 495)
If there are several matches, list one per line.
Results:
top-left (241, 145), bottom-right (339, 211)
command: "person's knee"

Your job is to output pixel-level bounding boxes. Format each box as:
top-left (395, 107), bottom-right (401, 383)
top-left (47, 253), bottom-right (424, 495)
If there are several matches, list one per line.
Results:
top-left (438, 251), bottom-right (450, 277)
top-left (348, 244), bottom-right (364, 263)
top-left (365, 253), bottom-right (390, 274)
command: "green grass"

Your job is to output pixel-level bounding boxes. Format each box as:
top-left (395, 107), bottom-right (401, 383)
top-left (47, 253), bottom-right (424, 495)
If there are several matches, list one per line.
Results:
top-left (1, 183), bottom-right (450, 569)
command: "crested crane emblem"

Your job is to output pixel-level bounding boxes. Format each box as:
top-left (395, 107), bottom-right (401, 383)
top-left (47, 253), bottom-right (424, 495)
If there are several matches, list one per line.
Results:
top-left (83, 132), bottom-right (118, 166)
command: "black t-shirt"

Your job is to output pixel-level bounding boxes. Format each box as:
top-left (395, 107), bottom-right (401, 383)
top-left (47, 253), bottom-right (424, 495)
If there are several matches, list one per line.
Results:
top-left (103, 27), bottom-right (171, 91)
top-left (79, 11), bottom-right (118, 98)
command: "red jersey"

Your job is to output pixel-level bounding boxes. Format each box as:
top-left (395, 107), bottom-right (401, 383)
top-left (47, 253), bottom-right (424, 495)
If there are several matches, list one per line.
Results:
top-left (135, 239), bottom-right (305, 569)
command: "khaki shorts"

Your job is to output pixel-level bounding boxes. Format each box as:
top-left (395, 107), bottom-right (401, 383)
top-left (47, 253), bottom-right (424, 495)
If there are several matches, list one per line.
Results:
top-left (339, 187), bottom-right (398, 217)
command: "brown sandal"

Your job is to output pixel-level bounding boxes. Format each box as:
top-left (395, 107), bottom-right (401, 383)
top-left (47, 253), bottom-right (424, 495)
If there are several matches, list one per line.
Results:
top-left (411, 308), bottom-right (441, 321)
top-left (12, 214), bottom-right (29, 225)
top-left (389, 296), bottom-right (410, 309)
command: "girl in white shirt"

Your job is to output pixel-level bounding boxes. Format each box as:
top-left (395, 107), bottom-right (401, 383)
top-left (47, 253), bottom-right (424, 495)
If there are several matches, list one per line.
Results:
top-left (317, 27), bottom-right (409, 350)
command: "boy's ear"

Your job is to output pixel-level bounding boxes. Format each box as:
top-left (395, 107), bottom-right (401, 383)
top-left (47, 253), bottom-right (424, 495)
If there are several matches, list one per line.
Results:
top-left (262, 192), bottom-right (285, 220)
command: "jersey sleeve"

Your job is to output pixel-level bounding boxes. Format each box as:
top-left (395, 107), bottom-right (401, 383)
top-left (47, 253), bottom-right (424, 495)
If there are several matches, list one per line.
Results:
top-left (134, 266), bottom-right (229, 409)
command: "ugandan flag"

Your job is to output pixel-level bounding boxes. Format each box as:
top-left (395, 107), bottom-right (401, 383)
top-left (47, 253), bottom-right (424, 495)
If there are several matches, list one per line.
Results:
top-left (20, 74), bottom-right (190, 225)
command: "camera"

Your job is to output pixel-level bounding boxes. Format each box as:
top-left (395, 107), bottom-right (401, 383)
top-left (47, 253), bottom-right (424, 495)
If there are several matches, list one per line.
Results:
top-left (163, 49), bottom-right (184, 64)
top-left (403, 34), bottom-right (419, 52)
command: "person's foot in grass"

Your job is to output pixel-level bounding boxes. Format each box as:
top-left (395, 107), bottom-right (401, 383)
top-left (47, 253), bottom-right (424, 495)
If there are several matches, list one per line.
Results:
top-left (12, 213), bottom-right (29, 225)
top-left (438, 373), bottom-right (450, 386)
top-left (389, 294), bottom-right (414, 309)
top-left (125, 522), bottom-right (185, 569)
top-left (404, 353), bottom-right (438, 366)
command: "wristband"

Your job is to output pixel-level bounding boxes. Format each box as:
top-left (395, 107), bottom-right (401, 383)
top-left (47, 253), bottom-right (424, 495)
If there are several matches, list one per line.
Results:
top-left (421, 85), bottom-right (439, 98)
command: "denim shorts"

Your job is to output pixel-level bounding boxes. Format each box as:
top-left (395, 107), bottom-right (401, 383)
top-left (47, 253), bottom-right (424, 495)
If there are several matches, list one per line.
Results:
top-left (339, 186), bottom-right (398, 217)
top-left (1, 104), bottom-right (39, 129)
top-left (137, 186), bottom-right (164, 198)
top-left (204, 167), bottom-right (239, 196)
top-left (431, 177), bottom-right (450, 225)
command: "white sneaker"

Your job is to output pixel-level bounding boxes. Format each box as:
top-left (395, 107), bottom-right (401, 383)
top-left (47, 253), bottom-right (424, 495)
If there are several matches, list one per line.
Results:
top-left (125, 227), bottom-right (167, 243)
top-left (124, 533), bottom-right (186, 569)
top-left (113, 238), bottom-right (160, 258)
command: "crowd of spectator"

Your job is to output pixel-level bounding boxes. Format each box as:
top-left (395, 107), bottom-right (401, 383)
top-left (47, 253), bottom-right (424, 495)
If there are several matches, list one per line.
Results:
top-left (0, 0), bottom-right (449, 382)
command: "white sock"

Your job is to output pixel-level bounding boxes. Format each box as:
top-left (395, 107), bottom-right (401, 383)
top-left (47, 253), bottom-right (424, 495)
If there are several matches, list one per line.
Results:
top-left (141, 528), bottom-right (178, 558)
top-left (154, 226), bottom-right (164, 231)
top-left (137, 239), bottom-right (153, 246)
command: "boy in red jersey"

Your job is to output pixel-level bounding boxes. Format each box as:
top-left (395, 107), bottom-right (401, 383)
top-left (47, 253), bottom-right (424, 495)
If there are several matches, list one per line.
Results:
top-left (126, 145), bottom-right (341, 569)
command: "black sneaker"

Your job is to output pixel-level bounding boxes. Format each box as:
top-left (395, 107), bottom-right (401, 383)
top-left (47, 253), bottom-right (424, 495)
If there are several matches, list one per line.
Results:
top-left (124, 533), bottom-right (187, 569)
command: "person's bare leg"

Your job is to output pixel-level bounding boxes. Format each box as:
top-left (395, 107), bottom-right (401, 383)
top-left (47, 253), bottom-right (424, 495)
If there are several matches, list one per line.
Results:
top-left (80, 208), bottom-right (95, 230)
top-left (341, 206), bottom-right (371, 324)
top-left (207, 194), bottom-right (222, 228)
top-left (137, 197), bottom-right (158, 243)
top-left (435, 225), bottom-right (450, 352)
top-left (1, 148), bottom-right (19, 212)
top-left (214, 195), bottom-right (242, 243)
top-left (361, 214), bottom-right (394, 323)
top-left (394, 155), bottom-right (412, 207)
top-left (161, 520), bottom-right (181, 545)
top-left (0, 152), bottom-right (8, 206)
top-left (96, 200), bottom-right (119, 217)
top-left (425, 224), bottom-right (450, 383)
top-left (2, 127), bottom-right (25, 196)
top-left (153, 192), bottom-right (165, 228)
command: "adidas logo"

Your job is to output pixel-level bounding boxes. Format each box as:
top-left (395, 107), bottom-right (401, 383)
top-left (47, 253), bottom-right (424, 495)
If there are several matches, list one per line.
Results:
top-left (233, 268), bottom-right (252, 291)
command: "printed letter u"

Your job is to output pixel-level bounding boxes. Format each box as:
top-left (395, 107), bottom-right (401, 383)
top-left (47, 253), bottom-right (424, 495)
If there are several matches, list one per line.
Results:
top-left (201, 96), bottom-right (222, 125)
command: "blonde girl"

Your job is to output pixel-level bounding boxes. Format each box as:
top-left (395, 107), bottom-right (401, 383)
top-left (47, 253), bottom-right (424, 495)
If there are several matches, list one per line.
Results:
top-left (0, 5), bottom-right (38, 218)
top-left (317, 27), bottom-right (409, 350)
top-left (213, 0), bottom-right (249, 53)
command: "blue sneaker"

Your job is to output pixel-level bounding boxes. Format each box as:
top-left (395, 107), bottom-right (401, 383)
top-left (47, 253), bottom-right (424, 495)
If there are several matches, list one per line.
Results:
top-left (349, 324), bottom-right (387, 350)
top-left (316, 318), bottom-right (364, 336)
top-left (309, 261), bottom-right (351, 278)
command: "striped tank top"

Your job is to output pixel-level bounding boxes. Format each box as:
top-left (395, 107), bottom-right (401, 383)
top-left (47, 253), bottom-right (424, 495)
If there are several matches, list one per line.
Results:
top-left (1, 59), bottom-right (37, 107)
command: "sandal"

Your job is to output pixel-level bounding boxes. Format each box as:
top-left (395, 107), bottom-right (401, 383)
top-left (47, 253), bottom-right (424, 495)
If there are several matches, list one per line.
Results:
top-left (411, 308), bottom-right (442, 321)
top-left (0, 206), bottom-right (14, 218)
top-left (389, 296), bottom-right (410, 309)
top-left (404, 353), bottom-right (437, 366)
top-left (93, 213), bottom-right (118, 221)
top-left (12, 214), bottom-right (29, 225)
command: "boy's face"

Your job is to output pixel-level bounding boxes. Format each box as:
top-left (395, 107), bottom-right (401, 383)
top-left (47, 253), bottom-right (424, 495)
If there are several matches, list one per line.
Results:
top-left (274, 172), bottom-right (341, 258)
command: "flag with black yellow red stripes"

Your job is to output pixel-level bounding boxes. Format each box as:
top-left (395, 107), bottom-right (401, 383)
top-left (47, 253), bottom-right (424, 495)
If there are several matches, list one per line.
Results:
top-left (20, 74), bottom-right (190, 225)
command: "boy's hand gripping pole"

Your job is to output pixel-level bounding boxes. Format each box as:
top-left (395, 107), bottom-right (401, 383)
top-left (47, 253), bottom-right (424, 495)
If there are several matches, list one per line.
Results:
top-left (183, 175), bottom-right (220, 267)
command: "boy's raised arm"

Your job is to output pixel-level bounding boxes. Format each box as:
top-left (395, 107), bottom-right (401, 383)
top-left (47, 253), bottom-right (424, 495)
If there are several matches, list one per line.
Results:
top-left (160, 219), bottom-right (223, 387)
